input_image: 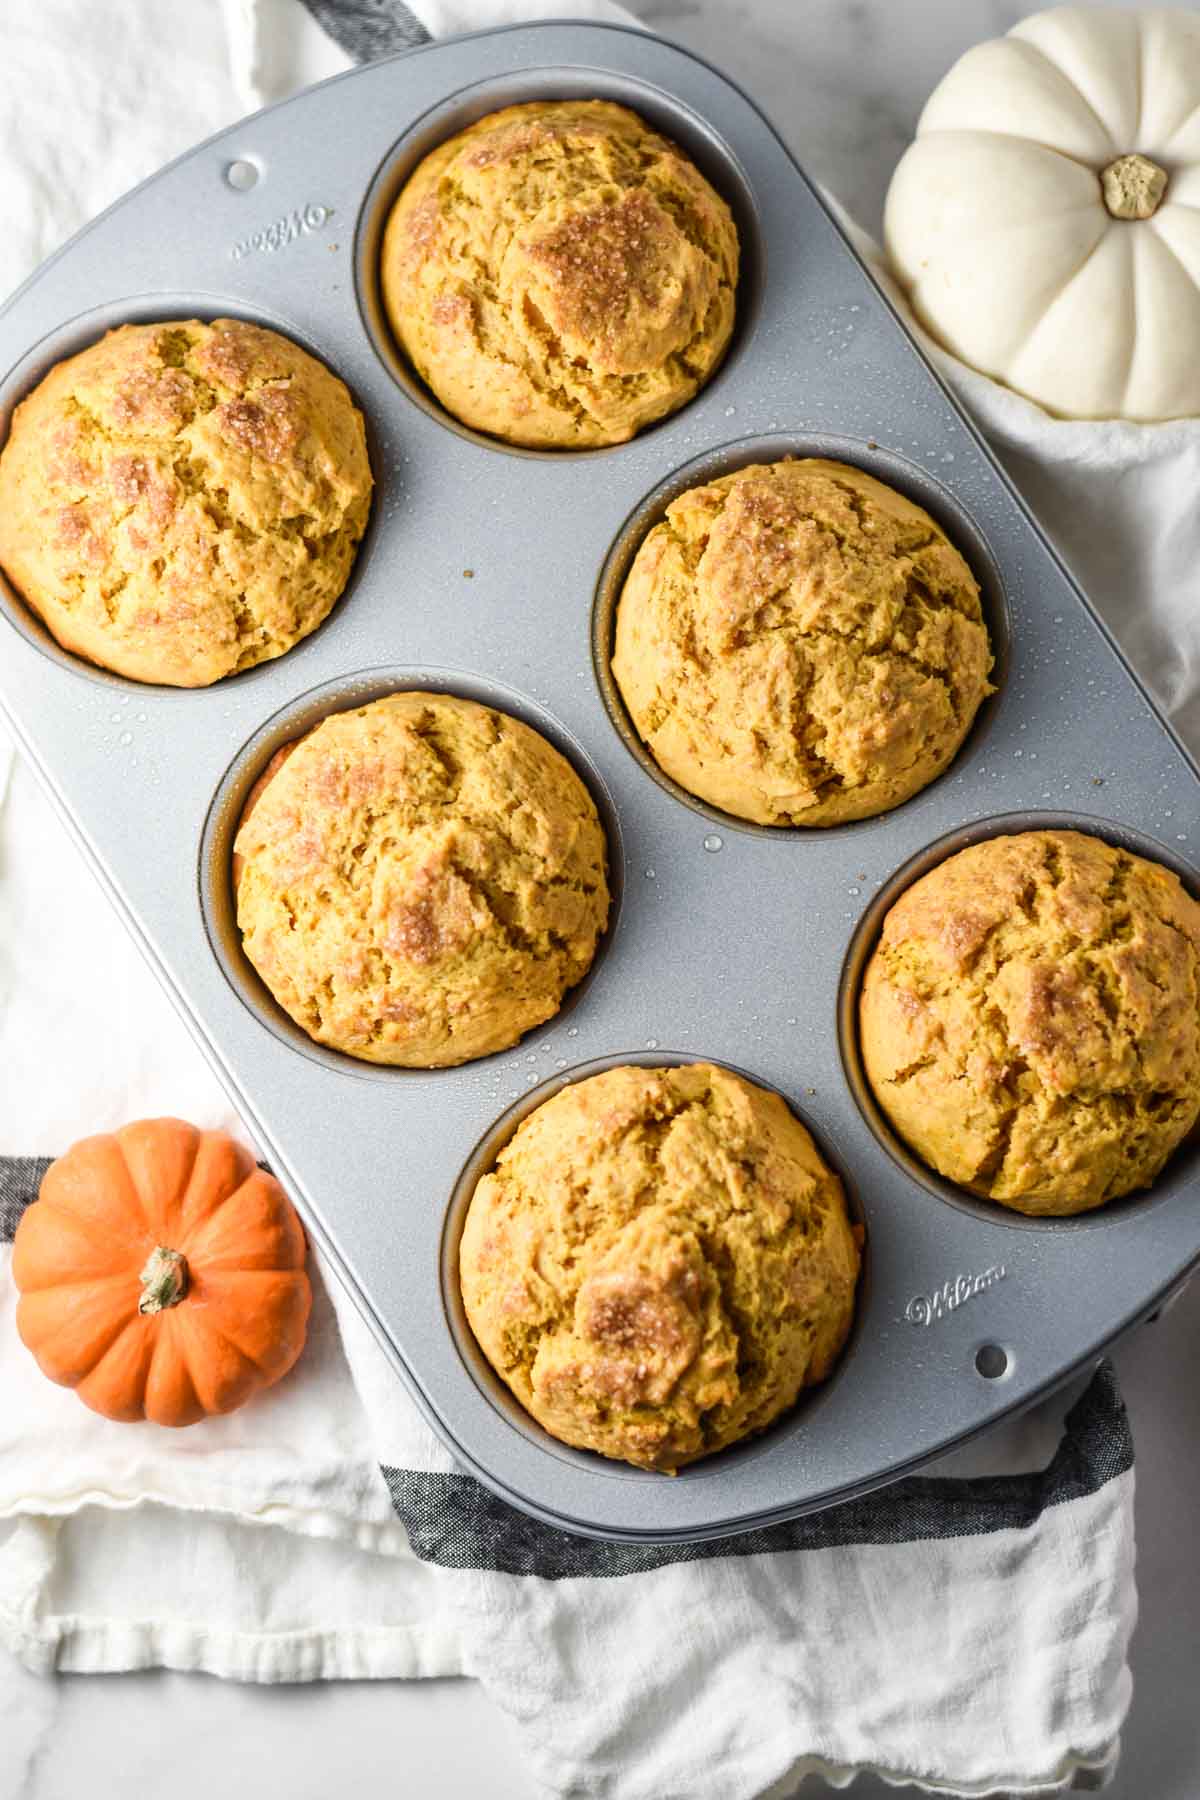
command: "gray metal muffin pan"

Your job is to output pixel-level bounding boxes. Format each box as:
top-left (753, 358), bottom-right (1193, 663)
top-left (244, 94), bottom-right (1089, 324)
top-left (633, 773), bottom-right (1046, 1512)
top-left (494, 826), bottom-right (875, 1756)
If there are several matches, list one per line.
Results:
top-left (1, 22), bottom-right (1197, 1542)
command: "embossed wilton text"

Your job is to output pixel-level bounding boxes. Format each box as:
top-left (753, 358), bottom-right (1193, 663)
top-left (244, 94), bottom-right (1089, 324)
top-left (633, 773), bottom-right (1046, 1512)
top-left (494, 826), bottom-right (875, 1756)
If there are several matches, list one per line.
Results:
top-left (905, 1265), bottom-right (1007, 1327)
top-left (231, 203), bottom-right (331, 260)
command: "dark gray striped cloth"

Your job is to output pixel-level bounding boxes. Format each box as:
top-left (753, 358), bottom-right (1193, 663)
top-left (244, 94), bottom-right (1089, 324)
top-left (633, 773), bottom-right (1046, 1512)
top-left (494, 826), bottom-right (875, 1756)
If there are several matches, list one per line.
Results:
top-left (0, 1154), bottom-right (1134, 1576)
top-left (300, 0), bottom-right (432, 59)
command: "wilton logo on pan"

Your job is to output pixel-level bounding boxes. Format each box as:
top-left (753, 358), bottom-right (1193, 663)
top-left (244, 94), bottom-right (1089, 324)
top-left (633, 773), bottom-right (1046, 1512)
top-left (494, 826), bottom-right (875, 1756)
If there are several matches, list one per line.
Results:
top-left (231, 203), bottom-right (332, 261)
top-left (905, 1265), bottom-right (1007, 1327)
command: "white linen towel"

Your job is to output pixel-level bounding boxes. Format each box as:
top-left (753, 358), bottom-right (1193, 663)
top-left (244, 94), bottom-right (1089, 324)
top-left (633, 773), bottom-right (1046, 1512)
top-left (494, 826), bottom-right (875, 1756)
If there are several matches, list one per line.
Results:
top-left (0, 2), bottom-right (1154, 1794)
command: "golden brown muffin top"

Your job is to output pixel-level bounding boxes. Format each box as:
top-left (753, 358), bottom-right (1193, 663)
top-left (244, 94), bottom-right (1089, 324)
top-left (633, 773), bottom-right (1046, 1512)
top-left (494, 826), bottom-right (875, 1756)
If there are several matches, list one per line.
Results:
top-left (234, 692), bottom-right (610, 1068)
top-left (0, 319), bottom-right (372, 686)
top-left (380, 100), bottom-right (739, 448)
top-left (612, 458), bottom-right (994, 826)
top-left (460, 1063), bottom-right (861, 1469)
top-left (860, 830), bottom-right (1200, 1214)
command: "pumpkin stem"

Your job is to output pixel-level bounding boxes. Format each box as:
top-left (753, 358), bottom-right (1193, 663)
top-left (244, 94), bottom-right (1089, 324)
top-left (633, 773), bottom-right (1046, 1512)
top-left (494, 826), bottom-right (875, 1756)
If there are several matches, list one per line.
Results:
top-left (138, 1246), bottom-right (189, 1315)
top-left (1101, 153), bottom-right (1168, 220)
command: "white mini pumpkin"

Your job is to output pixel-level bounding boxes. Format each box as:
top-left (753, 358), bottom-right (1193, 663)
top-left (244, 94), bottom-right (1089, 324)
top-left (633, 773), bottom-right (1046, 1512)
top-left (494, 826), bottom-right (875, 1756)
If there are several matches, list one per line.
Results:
top-left (885, 6), bottom-right (1200, 421)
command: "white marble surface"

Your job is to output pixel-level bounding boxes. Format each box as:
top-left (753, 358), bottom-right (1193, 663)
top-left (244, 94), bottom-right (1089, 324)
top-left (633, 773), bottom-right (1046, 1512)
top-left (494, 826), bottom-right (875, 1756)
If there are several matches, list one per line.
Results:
top-left (5, 2), bottom-right (1200, 1796)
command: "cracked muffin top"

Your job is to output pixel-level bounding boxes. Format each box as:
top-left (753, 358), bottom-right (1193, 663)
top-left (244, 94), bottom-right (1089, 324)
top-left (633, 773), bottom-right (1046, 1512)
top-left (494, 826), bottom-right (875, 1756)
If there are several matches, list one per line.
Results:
top-left (612, 458), bottom-right (993, 826)
top-left (233, 692), bottom-right (610, 1068)
top-left (459, 1062), bottom-right (861, 1471)
top-left (860, 830), bottom-right (1200, 1216)
top-left (380, 99), bottom-right (739, 448)
top-left (0, 320), bottom-right (372, 685)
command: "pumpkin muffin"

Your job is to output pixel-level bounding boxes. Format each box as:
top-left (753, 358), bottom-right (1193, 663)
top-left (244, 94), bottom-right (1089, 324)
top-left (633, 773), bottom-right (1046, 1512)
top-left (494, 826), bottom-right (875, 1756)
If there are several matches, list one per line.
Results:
top-left (0, 319), bottom-right (372, 685)
top-left (860, 830), bottom-right (1200, 1216)
top-left (234, 692), bottom-right (610, 1067)
top-left (612, 458), bottom-right (993, 826)
top-left (380, 99), bottom-right (739, 448)
top-left (459, 1062), bottom-right (861, 1470)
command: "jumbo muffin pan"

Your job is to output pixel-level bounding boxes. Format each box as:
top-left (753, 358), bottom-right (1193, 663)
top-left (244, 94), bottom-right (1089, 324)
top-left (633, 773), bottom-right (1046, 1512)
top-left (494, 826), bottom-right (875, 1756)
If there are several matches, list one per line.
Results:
top-left (1, 23), bottom-right (1198, 1541)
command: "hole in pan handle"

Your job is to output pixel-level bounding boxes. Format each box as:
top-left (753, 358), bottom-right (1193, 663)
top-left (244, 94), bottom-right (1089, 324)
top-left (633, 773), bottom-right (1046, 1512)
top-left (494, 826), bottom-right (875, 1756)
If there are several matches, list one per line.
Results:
top-left (975, 1343), bottom-right (1010, 1381)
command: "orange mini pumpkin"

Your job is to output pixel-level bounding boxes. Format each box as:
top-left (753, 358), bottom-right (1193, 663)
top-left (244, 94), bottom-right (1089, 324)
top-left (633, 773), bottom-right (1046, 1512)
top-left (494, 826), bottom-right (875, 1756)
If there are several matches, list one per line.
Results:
top-left (12, 1119), bottom-right (311, 1425)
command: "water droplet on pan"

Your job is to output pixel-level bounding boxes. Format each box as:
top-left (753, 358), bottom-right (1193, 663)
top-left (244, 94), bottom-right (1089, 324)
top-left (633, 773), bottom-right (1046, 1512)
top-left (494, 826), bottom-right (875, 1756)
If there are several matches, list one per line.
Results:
top-left (703, 834), bottom-right (723, 853)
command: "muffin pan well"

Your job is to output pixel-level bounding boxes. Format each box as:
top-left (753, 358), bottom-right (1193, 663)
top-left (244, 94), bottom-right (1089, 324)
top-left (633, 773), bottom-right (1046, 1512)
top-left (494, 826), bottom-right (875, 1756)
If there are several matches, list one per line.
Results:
top-left (839, 810), bottom-right (1200, 1233)
top-left (355, 66), bottom-right (765, 453)
top-left (441, 1049), bottom-right (870, 1480)
top-left (592, 430), bottom-right (1011, 835)
top-left (200, 665), bottom-right (624, 1077)
top-left (1, 22), bottom-right (1198, 1539)
top-left (0, 292), bottom-right (381, 691)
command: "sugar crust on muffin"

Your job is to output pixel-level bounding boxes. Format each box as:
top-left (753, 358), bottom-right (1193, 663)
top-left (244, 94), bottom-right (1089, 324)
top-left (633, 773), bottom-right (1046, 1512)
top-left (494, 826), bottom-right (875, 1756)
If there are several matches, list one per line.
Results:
top-left (381, 99), bottom-right (739, 448)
